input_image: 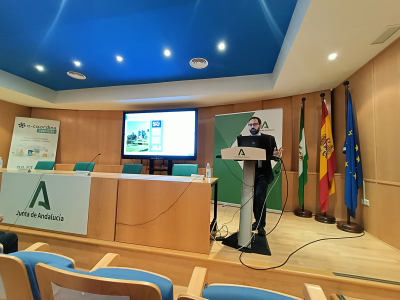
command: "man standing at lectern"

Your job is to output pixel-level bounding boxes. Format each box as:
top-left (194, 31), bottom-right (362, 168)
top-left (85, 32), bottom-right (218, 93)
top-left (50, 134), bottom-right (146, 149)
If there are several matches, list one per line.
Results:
top-left (248, 117), bottom-right (282, 236)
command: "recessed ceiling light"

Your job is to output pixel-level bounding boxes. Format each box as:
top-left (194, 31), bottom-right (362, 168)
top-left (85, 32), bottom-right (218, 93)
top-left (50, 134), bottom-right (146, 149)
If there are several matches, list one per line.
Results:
top-left (164, 49), bottom-right (171, 57)
top-left (328, 53), bottom-right (337, 60)
top-left (35, 65), bottom-right (44, 71)
top-left (116, 55), bottom-right (123, 62)
top-left (73, 61), bottom-right (81, 67)
top-left (218, 42), bottom-right (226, 51)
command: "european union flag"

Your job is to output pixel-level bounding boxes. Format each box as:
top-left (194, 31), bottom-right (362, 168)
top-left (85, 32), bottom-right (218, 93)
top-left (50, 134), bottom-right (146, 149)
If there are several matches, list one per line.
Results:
top-left (343, 91), bottom-right (363, 218)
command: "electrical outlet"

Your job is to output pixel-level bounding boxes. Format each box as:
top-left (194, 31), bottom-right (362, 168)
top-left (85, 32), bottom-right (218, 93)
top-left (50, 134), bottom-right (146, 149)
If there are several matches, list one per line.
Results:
top-left (364, 199), bottom-right (370, 206)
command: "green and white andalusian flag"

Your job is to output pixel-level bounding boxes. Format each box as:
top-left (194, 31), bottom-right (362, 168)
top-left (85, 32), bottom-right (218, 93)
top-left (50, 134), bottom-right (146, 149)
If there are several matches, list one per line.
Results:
top-left (298, 101), bottom-right (308, 207)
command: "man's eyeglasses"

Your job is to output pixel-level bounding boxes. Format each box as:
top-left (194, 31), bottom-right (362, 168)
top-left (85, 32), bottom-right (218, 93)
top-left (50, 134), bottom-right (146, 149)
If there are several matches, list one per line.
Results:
top-left (248, 123), bottom-right (259, 127)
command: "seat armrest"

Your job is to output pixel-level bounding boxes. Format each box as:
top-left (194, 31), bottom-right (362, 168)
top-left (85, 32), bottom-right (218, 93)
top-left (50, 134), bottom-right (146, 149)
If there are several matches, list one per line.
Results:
top-left (186, 267), bottom-right (208, 297)
top-left (90, 253), bottom-right (120, 271)
top-left (178, 294), bottom-right (206, 300)
top-left (24, 242), bottom-right (50, 252)
top-left (304, 283), bottom-right (327, 300)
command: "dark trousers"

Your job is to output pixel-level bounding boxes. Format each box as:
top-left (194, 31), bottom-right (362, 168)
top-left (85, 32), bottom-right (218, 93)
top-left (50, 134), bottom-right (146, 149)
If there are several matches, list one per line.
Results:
top-left (0, 231), bottom-right (18, 254)
top-left (253, 172), bottom-right (268, 228)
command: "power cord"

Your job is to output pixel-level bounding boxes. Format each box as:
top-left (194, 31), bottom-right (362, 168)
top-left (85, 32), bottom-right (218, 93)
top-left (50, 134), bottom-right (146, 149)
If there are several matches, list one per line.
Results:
top-left (221, 159), bottom-right (254, 187)
top-left (239, 232), bottom-right (366, 270)
top-left (235, 159), bottom-right (367, 271)
top-left (210, 160), bottom-right (284, 251)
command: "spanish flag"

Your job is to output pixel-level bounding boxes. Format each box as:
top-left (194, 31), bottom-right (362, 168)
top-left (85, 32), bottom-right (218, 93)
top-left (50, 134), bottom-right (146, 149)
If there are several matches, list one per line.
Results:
top-left (319, 99), bottom-right (336, 212)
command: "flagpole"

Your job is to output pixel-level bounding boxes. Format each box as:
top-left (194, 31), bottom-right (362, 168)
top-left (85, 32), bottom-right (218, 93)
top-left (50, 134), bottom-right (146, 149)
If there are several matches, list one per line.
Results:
top-left (337, 81), bottom-right (363, 233)
top-left (315, 93), bottom-right (336, 224)
top-left (294, 97), bottom-right (312, 218)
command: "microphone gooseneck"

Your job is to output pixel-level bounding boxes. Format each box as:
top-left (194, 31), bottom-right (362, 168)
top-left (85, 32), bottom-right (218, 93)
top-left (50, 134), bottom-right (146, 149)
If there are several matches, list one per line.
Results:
top-left (85, 153), bottom-right (101, 171)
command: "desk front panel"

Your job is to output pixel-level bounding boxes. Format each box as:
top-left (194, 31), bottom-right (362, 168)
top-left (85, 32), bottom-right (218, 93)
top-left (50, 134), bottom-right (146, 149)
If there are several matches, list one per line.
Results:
top-left (116, 178), bottom-right (211, 254)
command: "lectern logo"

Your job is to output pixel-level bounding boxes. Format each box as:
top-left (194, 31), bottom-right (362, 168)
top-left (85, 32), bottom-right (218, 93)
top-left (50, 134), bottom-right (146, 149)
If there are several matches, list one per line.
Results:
top-left (29, 181), bottom-right (51, 210)
top-left (238, 149), bottom-right (245, 156)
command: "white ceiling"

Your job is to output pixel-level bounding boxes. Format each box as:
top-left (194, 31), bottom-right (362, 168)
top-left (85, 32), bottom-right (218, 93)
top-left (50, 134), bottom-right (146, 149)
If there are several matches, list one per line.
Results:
top-left (1, 0), bottom-right (400, 111)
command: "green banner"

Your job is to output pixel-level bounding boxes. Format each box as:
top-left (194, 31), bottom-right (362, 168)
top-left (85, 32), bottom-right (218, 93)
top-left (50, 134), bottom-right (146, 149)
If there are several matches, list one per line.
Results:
top-left (213, 110), bottom-right (283, 210)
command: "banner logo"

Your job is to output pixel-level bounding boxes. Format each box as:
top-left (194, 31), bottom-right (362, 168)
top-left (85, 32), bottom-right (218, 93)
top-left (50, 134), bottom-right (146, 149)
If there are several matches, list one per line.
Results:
top-left (238, 149), bottom-right (245, 155)
top-left (18, 122), bottom-right (26, 128)
top-left (29, 181), bottom-right (51, 210)
top-left (262, 121), bottom-right (269, 129)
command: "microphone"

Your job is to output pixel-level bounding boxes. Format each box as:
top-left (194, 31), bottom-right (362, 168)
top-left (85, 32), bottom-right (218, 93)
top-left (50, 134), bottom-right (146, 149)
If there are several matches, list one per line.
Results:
top-left (85, 153), bottom-right (101, 171)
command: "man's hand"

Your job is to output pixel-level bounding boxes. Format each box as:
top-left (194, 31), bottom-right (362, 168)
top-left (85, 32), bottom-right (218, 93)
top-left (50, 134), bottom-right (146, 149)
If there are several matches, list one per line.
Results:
top-left (273, 147), bottom-right (283, 158)
top-left (0, 214), bottom-right (3, 223)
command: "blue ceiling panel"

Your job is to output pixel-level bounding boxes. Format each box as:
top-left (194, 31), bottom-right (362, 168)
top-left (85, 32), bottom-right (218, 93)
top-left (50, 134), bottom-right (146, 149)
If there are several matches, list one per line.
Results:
top-left (0, 0), bottom-right (298, 90)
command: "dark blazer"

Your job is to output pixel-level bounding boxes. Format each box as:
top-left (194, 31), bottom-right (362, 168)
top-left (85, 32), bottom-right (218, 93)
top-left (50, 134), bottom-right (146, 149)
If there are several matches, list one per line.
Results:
top-left (257, 133), bottom-right (277, 184)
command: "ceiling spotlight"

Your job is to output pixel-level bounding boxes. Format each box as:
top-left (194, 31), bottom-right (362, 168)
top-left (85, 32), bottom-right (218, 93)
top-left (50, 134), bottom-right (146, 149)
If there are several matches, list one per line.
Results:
top-left (328, 53), bottom-right (337, 60)
top-left (35, 65), bottom-right (44, 71)
top-left (116, 55), bottom-right (123, 62)
top-left (218, 42), bottom-right (226, 51)
top-left (164, 49), bottom-right (171, 57)
top-left (73, 61), bottom-right (81, 67)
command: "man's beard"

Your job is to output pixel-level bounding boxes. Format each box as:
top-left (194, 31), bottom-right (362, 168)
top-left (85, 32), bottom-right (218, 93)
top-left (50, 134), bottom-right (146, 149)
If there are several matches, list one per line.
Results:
top-left (250, 128), bottom-right (260, 135)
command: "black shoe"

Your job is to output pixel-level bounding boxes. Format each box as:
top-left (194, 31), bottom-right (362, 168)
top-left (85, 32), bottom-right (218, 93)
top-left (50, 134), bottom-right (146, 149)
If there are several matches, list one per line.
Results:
top-left (252, 222), bottom-right (257, 231)
top-left (257, 227), bottom-right (266, 236)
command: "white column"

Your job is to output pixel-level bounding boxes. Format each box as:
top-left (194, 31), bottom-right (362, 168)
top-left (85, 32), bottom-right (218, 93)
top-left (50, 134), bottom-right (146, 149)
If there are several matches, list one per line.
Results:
top-left (238, 160), bottom-right (255, 248)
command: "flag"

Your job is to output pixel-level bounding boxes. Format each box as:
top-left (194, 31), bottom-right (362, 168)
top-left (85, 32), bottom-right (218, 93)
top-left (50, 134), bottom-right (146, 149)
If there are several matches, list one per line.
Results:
top-left (298, 101), bottom-right (308, 207)
top-left (344, 91), bottom-right (363, 218)
top-left (319, 99), bottom-right (336, 212)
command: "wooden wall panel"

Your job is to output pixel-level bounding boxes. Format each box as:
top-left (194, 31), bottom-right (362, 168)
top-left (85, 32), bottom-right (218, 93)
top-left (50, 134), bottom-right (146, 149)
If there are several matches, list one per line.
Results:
top-left (373, 38), bottom-right (400, 183)
top-left (76, 110), bottom-right (101, 163)
top-left (375, 183), bottom-right (400, 250)
top-left (189, 107), bottom-right (211, 168)
top-left (333, 84), bottom-right (346, 175)
top-left (233, 101), bottom-right (262, 113)
top-left (98, 110), bottom-right (123, 165)
top-left (332, 36), bottom-right (400, 250)
top-left (0, 99), bottom-right (31, 167)
top-left (210, 105), bottom-right (234, 167)
top-left (360, 180), bottom-right (378, 237)
top-left (57, 109), bottom-right (80, 164)
top-left (348, 62), bottom-right (376, 180)
top-left (31, 109), bottom-right (122, 165)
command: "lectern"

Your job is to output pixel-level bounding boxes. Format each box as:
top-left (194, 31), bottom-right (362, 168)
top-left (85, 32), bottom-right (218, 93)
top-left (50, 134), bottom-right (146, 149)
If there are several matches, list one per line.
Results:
top-left (220, 146), bottom-right (266, 248)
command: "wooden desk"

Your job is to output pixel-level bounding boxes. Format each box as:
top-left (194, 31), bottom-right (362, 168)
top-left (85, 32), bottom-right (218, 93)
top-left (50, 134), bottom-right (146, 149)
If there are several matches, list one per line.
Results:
top-left (0, 169), bottom-right (217, 254)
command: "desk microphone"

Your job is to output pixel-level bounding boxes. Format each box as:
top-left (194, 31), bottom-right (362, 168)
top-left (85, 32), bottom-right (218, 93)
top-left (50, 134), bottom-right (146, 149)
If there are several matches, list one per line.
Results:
top-left (85, 153), bottom-right (101, 171)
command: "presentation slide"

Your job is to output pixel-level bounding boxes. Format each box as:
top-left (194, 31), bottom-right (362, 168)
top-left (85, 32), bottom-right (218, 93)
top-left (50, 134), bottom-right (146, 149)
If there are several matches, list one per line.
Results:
top-left (122, 110), bottom-right (196, 158)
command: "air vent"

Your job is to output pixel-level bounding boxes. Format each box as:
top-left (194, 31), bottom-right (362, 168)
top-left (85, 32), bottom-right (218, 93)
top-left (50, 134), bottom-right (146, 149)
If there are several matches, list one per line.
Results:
top-left (67, 71), bottom-right (86, 80)
top-left (189, 58), bottom-right (208, 69)
top-left (371, 25), bottom-right (400, 45)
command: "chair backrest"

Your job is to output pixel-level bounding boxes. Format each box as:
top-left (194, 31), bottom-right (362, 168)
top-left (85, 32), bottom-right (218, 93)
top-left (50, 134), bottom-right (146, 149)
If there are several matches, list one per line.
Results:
top-left (34, 161), bottom-right (55, 170)
top-left (0, 251), bottom-right (75, 300)
top-left (0, 254), bottom-right (34, 300)
top-left (122, 163), bottom-right (143, 174)
top-left (73, 162), bottom-right (95, 172)
top-left (36, 263), bottom-right (163, 300)
top-left (172, 164), bottom-right (198, 176)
